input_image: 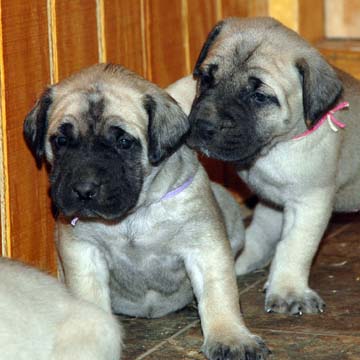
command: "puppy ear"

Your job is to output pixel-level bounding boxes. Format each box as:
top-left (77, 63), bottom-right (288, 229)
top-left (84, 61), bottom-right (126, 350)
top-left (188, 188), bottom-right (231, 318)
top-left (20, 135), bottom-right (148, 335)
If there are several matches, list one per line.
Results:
top-left (296, 57), bottom-right (342, 127)
top-left (144, 93), bottom-right (190, 166)
top-left (23, 87), bottom-right (53, 167)
top-left (193, 20), bottom-right (224, 78)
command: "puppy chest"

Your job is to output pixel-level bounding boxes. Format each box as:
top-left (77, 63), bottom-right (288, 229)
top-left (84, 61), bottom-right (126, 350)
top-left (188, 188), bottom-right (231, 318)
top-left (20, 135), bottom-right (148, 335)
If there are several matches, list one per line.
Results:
top-left (242, 167), bottom-right (288, 204)
top-left (109, 251), bottom-right (191, 300)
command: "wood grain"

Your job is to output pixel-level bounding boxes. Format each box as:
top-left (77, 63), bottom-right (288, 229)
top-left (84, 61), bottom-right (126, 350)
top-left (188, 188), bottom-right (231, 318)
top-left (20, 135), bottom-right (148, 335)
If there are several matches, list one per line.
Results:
top-left (318, 40), bottom-right (360, 80)
top-left (325, 0), bottom-right (360, 39)
top-left (144, 0), bottom-right (188, 87)
top-left (221, 0), bottom-right (249, 18)
top-left (55, 0), bottom-right (99, 81)
top-left (247, 0), bottom-right (268, 16)
top-left (104, 0), bottom-right (147, 77)
top-left (1, 0), bottom-right (55, 271)
top-left (187, 0), bottom-right (218, 68)
top-left (299, 0), bottom-right (324, 42)
top-left (268, 0), bottom-right (298, 31)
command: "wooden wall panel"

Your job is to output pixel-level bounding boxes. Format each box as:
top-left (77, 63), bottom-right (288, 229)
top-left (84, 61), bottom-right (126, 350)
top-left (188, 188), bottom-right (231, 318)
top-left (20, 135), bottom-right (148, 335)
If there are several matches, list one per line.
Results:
top-left (144, 0), bottom-right (188, 87)
top-left (268, 0), bottom-right (298, 31)
top-left (104, 0), bottom-right (146, 77)
top-left (247, 0), bottom-right (269, 16)
top-left (55, 0), bottom-right (99, 81)
top-left (221, 0), bottom-right (249, 18)
top-left (222, 0), bottom-right (269, 18)
top-left (1, 0), bottom-right (55, 270)
top-left (299, 0), bottom-right (324, 42)
top-left (325, 0), bottom-right (360, 38)
top-left (318, 40), bottom-right (360, 80)
top-left (187, 0), bottom-right (218, 68)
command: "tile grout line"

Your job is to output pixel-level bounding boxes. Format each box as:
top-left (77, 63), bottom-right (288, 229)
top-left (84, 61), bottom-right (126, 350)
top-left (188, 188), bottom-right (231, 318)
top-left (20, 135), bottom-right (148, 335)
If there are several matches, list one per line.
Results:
top-left (253, 327), bottom-right (360, 338)
top-left (135, 277), bottom-right (266, 359)
top-left (135, 320), bottom-right (200, 360)
top-left (239, 277), bottom-right (266, 296)
top-left (325, 222), bottom-right (352, 240)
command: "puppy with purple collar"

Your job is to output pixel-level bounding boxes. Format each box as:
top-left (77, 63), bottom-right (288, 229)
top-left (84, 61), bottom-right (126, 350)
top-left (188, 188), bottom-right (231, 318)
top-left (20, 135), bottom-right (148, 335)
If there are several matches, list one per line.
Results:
top-left (24, 64), bottom-right (270, 360)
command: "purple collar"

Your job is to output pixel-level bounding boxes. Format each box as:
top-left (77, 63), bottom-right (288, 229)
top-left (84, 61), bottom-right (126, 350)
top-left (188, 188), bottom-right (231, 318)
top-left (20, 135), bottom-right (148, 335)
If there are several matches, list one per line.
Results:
top-left (71, 176), bottom-right (195, 227)
top-left (160, 176), bottom-right (194, 201)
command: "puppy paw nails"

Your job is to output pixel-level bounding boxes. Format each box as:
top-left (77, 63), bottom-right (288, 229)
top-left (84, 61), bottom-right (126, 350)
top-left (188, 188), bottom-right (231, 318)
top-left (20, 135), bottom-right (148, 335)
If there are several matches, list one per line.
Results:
top-left (202, 335), bottom-right (271, 360)
top-left (265, 288), bottom-right (325, 315)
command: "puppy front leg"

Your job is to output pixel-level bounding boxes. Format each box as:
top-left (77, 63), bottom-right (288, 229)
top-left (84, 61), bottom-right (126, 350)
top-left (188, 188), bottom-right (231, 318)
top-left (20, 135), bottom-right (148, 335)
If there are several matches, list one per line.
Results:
top-left (57, 227), bottom-right (111, 312)
top-left (185, 243), bottom-right (270, 360)
top-left (265, 190), bottom-right (333, 315)
top-left (235, 202), bottom-right (283, 275)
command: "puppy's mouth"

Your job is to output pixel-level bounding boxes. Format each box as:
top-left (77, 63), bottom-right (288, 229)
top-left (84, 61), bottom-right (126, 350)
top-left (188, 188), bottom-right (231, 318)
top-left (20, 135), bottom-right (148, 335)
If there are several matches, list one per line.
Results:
top-left (57, 206), bottom-right (106, 220)
top-left (187, 137), bottom-right (265, 167)
top-left (53, 200), bottom-right (133, 222)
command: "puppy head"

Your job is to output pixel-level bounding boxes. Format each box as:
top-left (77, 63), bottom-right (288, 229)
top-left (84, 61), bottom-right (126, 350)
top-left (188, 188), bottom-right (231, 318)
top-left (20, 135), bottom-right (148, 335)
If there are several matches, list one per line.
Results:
top-left (188, 17), bottom-right (342, 166)
top-left (24, 64), bottom-right (188, 220)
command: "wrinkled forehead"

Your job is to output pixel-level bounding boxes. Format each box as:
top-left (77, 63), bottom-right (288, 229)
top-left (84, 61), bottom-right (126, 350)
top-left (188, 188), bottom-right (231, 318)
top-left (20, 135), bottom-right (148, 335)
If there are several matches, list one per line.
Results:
top-left (48, 85), bottom-right (148, 139)
top-left (205, 33), bottom-right (298, 91)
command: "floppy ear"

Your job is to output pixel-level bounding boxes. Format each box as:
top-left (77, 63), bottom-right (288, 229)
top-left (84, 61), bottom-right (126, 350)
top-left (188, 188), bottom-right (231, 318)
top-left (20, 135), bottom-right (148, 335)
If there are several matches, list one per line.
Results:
top-left (296, 56), bottom-right (343, 127)
top-left (193, 20), bottom-right (224, 78)
top-left (144, 93), bottom-right (190, 166)
top-left (23, 87), bottom-right (53, 167)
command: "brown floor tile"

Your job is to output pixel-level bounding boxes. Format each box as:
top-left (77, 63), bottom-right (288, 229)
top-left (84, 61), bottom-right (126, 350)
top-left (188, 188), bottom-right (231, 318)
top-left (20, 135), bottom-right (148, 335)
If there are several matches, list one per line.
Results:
top-left (140, 326), bottom-right (204, 360)
top-left (138, 327), bottom-right (360, 360)
top-left (261, 331), bottom-right (360, 360)
top-left (118, 306), bottom-right (199, 359)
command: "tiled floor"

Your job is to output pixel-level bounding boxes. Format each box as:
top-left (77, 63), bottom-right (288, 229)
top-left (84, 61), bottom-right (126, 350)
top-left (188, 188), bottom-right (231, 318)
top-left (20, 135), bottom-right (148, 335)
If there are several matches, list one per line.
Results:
top-left (119, 213), bottom-right (360, 359)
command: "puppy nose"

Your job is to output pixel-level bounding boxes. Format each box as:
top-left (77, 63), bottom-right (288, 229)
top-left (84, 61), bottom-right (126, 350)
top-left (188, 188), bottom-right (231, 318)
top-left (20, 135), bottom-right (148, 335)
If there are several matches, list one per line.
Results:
top-left (197, 119), bottom-right (216, 140)
top-left (72, 181), bottom-right (99, 200)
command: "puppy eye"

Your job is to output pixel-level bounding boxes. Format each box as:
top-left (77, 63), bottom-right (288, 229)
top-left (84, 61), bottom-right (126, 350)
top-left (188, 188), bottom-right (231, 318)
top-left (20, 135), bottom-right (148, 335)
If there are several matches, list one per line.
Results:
top-left (54, 135), bottom-right (68, 148)
top-left (199, 64), bottom-right (218, 91)
top-left (110, 126), bottom-right (134, 150)
top-left (252, 92), bottom-right (267, 103)
top-left (200, 73), bottom-right (212, 89)
top-left (118, 137), bottom-right (133, 149)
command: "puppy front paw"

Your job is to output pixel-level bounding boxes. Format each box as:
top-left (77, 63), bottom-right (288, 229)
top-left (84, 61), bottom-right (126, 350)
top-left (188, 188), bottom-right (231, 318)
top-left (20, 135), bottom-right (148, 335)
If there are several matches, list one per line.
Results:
top-left (265, 288), bottom-right (325, 315)
top-left (202, 334), bottom-right (271, 360)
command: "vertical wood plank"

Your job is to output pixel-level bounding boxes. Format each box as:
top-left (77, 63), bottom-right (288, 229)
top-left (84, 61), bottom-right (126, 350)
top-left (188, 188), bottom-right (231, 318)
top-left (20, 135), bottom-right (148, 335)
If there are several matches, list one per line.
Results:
top-left (325, 0), bottom-right (360, 39)
top-left (103, 0), bottom-right (146, 77)
top-left (299, 0), bottom-right (324, 42)
top-left (221, 0), bottom-right (251, 18)
top-left (1, 0), bottom-right (55, 271)
top-left (144, 0), bottom-right (188, 87)
top-left (187, 0), bottom-right (218, 68)
top-left (268, 0), bottom-right (298, 31)
top-left (0, 3), bottom-right (7, 257)
top-left (55, 0), bottom-right (99, 81)
top-left (248, 0), bottom-right (269, 16)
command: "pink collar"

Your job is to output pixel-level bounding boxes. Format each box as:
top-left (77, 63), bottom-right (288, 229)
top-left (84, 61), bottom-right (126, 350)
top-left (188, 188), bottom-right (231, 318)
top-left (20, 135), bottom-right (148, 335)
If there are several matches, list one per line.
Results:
top-left (293, 102), bottom-right (349, 140)
top-left (70, 176), bottom-right (195, 227)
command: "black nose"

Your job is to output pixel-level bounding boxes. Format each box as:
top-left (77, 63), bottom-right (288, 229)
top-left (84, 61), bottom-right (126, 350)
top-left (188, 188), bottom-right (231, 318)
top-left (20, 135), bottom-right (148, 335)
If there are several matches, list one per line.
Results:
top-left (196, 119), bottom-right (216, 140)
top-left (72, 181), bottom-right (99, 200)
